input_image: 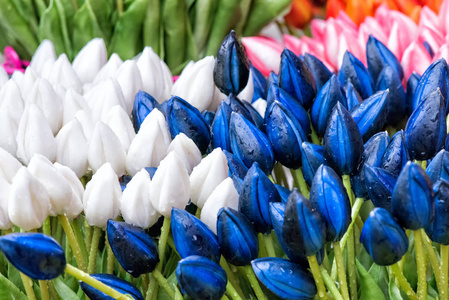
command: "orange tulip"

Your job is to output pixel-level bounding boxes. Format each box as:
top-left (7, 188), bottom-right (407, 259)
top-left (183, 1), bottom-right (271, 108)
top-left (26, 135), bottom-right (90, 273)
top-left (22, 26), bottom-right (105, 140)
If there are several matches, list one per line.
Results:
top-left (284, 0), bottom-right (314, 29)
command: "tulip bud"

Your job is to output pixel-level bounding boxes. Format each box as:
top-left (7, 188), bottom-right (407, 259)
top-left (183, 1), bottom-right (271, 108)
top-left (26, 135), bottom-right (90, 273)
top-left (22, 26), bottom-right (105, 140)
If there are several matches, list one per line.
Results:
top-left (304, 53), bottom-right (332, 92)
top-left (406, 72), bottom-right (421, 115)
top-left (62, 89), bottom-right (91, 126)
top-left (250, 65), bottom-right (267, 102)
top-left (380, 130), bottom-right (410, 177)
top-left (92, 53), bottom-right (123, 86)
top-left (0, 233), bottom-right (65, 280)
top-left (223, 150), bottom-right (249, 180)
top-left (366, 35), bottom-right (403, 82)
top-left (424, 180), bottom-right (449, 244)
top-left (343, 81), bottom-right (362, 111)
top-left (103, 105), bottom-right (136, 152)
top-left (114, 60), bottom-right (143, 114)
top-left (45, 54), bottom-right (82, 94)
top-left (211, 102), bottom-right (232, 152)
top-left (301, 142), bottom-right (325, 187)
top-left (226, 94), bottom-right (263, 129)
top-left (83, 163), bottom-right (121, 228)
top-left (80, 273), bottom-right (144, 300)
top-left (426, 150), bottom-right (449, 184)
top-left (363, 165), bottom-right (397, 211)
top-left (166, 133), bottom-right (202, 175)
top-left (72, 38), bottom-right (108, 84)
top-left (176, 255), bottom-right (227, 300)
top-left (30, 40), bottom-right (56, 75)
top-left (0, 108), bottom-right (18, 156)
top-left (376, 66), bottom-right (406, 126)
top-left (0, 80), bottom-right (24, 126)
top-left (0, 177), bottom-right (12, 229)
top-left (53, 163), bottom-right (84, 220)
top-left (339, 51), bottom-right (374, 99)
top-left (131, 91), bottom-right (160, 132)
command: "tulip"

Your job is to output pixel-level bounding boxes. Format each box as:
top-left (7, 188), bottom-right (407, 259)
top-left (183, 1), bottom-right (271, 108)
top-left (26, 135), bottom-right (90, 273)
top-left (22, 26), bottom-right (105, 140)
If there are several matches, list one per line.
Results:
top-left (120, 169), bottom-right (159, 229)
top-left (376, 66), bottom-right (406, 126)
top-left (0, 80), bottom-right (24, 126)
top-left (29, 40), bottom-right (56, 75)
top-left (53, 163), bottom-right (84, 220)
top-left (343, 81), bottom-right (362, 111)
top-left (241, 37), bottom-right (283, 77)
top-left (166, 133), bottom-right (202, 175)
top-left (80, 273), bottom-right (144, 300)
top-left (360, 207), bottom-right (409, 266)
top-left (0, 108), bottom-right (18, 157)
top-left (0, 233), bottom-right (65, 280)
top-left (405, 88), bottom-right (447, 161)
top-left (380, 130), bottom-right (410, 177)
top-left (45, 54), bottom-right (82, 94)
top-left (114, 60), bottom-right (143, 114)
top-left (87, 121), bottom-right (126, 176)
top-left (176, 255), bottom-right (227, 300)
top-left (366, 35), bottom-right (404, 82)
top-left (91, 53), bottom-right (123, 87)
top-left (166, 96), bottom-right (211, 154)
top-left (230, 112), bottom-right (275, 174)
top-left (239, 162), bottom-right (281, 233)
top-left (252, 257), bottom-right (317, 299)
top-left (300, 142), bottom-right (325, 187)
top-left (149, 152), bottom-right (190, 217)
top-left (0, 177), bottom-right (12, 229)
top-left (405, 72), bottom-right (421, 115)
top-left (72, 38), bottom-right (108, 84)
top-left (304, 53), bottom-right (332, 92)
top-left (223, 150), bottom-right (249, 180)
top-left (0, 147), bottom-right (21, 184)
top-left (211, 102), bottom-right (232, 152)
top-left (241, 100), bottom-right (264, 130)
top-left (171, 208), bottom-right (221, 262)
top-left (132, 91), bottom-right (160, 132)
top-left (226, 94), bottom-right (259, 128)
top-left (83, 163), bottom-right (121, 228)
top-left (363, 164), bottom-right (397, 211)
top-left (103, 105), bottom-right (136, 152)
top-left (426, 150), bottom-right (449, 184)
top-left (425, 180), bottom-right (449, 245)
top-left (62, 89), bottom-right (91, 126)
top-left (268, 71), bottom-right (279, 87)
top-left (250, 65), bottom-right (267, 102)
top-left (323, 102), bottom-right (364, 175)
top-left (339, 51), bottom-right (374, 99)
top-left (202, 110), bottom-right (215, 127)
top-left (107, 220), bottom-right (159, 276)
top-left (401, 41), bottom-right (432, 80)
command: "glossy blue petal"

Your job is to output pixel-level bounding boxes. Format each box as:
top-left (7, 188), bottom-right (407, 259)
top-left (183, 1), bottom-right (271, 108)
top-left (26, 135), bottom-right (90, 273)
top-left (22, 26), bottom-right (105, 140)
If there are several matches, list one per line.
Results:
top-left (226, 94), bottom-right (258, 126)
top-left (231, 173), bottom-right (244, 194)
top-left (304, 53), bottom-right (332, 92)
top-left (145, 167), bottom-right (157, 179)
top-left (301, 142), bottom-right (325, 187)
top-left (107, 220), bottom-right (159, 277)
top-left (405, 88), bottom-right (447, 160)
top-left (279, 49), bottom-right (317, 109)
top-left (323, 102), bottom-right (364, 175)
top-left (363, 164), bottom-right (397, 211)
top-left (239, 162), bottom-right (281, 233)
top-left (268, 71), bottom-right (279, 87)
top-left (176, 256), bottom-right (227, 300)
top-left (380, 130), bottom-right (410, 177)
top-left (80, 274), bottom-right (143, 300)
top-left (241, 99), bottom-right (265, 130)
top-left (360, 208), bottom-right (408, 266)
top-left (391, 161), bottom-right (435, 230)
top-left (311, 75), bottom-right (346, 137)
top-left (229, 112), bottom-right (275, 174)
top-left (376, 66), bottom-right (406, 126)
top-left (211, 102), bottom-right (232, 151)
top-left (265, 101), bottom-right (306, 168)
top-left (214, 30), bottom-right (250, 96)
top-left (166, 96), bottom-right (211, 154)
top-left (252, 257), bottom-right (316, 299)
top-left (310, 165), bottom-right (351, 242)
top-left (406, 72), bottom-right (421, 115)
top-left (366, 35), bottom-right (403, 82)
top-left (132, 91), bottom-right (160, 132)
top-left (412, 59), bottom-right (448, 113)
top-left (338, 51), bottom-right (374, 99)
top-left (217, 207), bottom-right (259, 266)
top-left (0, 233), bottom-right (65, 280)
top-left (120, 175), bottom-right (133, 192)
top-left (274, 184), bottom-right (291, 204)
top-left (171, 208), bottom-right (221, 263)
top-left (350, 90), bottom-right (389, 142)
top-left (251, 65), bottom-right (268, 102)
top-left (224, 150), bottom-right (249, 180)
top-left (202, 110), bottom-right (215, 127)
top-left (283, 189), bottom-right (327, 256)
top-left (425, 180), bottom-right (449, 244)
top-left (426, 150), bottom-right (449, 184)
top-left (343, 81), bottom-right (362, 111)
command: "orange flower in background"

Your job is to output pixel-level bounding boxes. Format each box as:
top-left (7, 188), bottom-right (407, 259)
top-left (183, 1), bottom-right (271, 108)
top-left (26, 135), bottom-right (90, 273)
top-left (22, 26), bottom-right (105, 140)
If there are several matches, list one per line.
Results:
top-left (284, 0), bottom-right (314, 29)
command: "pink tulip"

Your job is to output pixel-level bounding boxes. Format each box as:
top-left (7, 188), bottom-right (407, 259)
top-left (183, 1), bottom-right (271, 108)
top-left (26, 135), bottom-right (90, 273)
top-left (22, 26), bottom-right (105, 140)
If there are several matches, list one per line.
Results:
top-left (401, 41), bottom-right (433, 78)
top-left (433, 44), bottom-right (449, 62)
top-left (242, 36), bottom-right (284, 77)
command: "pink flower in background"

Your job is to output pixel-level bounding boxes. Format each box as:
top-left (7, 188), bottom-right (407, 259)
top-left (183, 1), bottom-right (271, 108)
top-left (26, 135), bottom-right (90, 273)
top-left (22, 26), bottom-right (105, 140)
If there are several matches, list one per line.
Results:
top-left (2, 47), bottom-right (29, 75)
top-left (241, 36), bottom-right (284, 77)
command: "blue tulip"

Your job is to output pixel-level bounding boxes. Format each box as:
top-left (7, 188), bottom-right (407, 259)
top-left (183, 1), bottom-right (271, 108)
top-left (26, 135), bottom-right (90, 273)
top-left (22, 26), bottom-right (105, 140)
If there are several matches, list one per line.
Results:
top-left (423, 41), bottom-right (435, 58)
top-left (0, 233), bottom-right (66, 280)
top-left (274, 184), bottom-right (291, 204)
top-left (239, 162), bottom-right (281, 233)
top-left (231, 173), bottom-right (244, 194)
top-left (344, 81), bottom-right (362, 111)
top-left (145, 167), bottom-right (157, 179)
top-left (202, 110), bottom-right (215, 127)
top-left (376, 66), bottom-right (406, 126)
top-left (363, 164), bottom-right (397, 211)
top-left (80, 274), bottom-right (144, 300)
top-left (380, 130), bottom-right (410, 177)
top-left (265, 101), bottom-right (306, 169)
top-left (119, 175), bottom-right (133, 192)
top-left (241, 99), bottom-right (265, 130)
top-left (391, 161), bottom-right (435, 230)
top-left (304, 53), bottom-right (332, 92)
top-left (217, 207), bottom-right (259, 266)
top-left (351, 131), bottom-right (390, 198)
top-left (214, 30), bottom-right (250, 96)
top-left (426, 150), bottom-right (449, 184)
top-left (224, 150), bottom-right (249, 180)
top-left (211, 102), bottom-right (232, 152)
top-left (310, 165), bottom-right (351, 242)
top-left (176, 255), bottom-right (227, 300)
top-left (425, 180), bottom-right (449, 244)
top-left (310, 75), bottom-right (346, 137)
top-left (406, 72), bottom-right (421, 115)
top-left (279, 48), bottom-right (317, 109)
top-left (338, 51), bottom-right (374, 99)
top-left (301, 142), bottom-right (325, 187)
top-left (268, 71), bottom-right (279, 87)
top-left (252, 257), bottom-right (317, 299)
top-left (166, 96), bottom-right (211, 154)
top-left (405, 88), bottom-right (447, 160)
top-left (106, 220), bottom-right (159, 277)
top-left (283, 189), bottom-right (327, 257)
top-left (226, 94), bottom-right (259, 127)
top-left (132, 91), bottom-right (160, 132)
top-left (366, 35), bottom-right (403, 82)
top-left (360, 207), bottom-right (408, 266)
top-left (251, 65), bottom-right (268, 102)
top-left (229, 112), bottom-right (275, 174)
top-left (350, 90), bottom-right (389, 142)
top-left (323, 102), bottom-right (364, 175)
top-left (171, 208), bottom-right (221, 263)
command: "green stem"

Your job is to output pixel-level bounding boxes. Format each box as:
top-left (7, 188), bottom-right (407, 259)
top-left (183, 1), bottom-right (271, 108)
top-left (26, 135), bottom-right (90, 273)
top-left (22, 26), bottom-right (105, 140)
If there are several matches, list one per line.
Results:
top-left (422, 231), bottom-right (444, 296)
top-left (291, 168), bottom-right (309, 198)
top-left (263, 233), bottom-right (276, 257)
top-left (65, 236), bottom-right (72, 265)
top-left (257, 233), bottom-right (268, 258)
top-left (320, 266), bottom-right (343, 300)
top-left (152, 269), bottom-right (175, 300)
top-left (273, 163), bottom-right (288, 187)
top-left (42, 217), bottom-right (51, 236)
top-left (441, 245), bottom-right (449, 300)
top-left (242, 265), bottom-right (267, 300)
top-left (195, 207), bottom-right (202, 219)
top-left (414, 230), bottom-right (427, 299)
top-left (39, 280), bottom-right (50, 300)
top-left (48, 281), bottom-right (59, 300)
top-left (390, 263), bottom-right (418, 300)
top-left (58, 215), bottom-right (87, 271)
top-left (310, 125), bottom-right (320, 145)
top-left (226, 280), bottom-right (243, 300)
top-left (220, 256), bottom-right (245, 298)
top-left (142, 274), bottom-right (149, 296)
top-left (19, 272), bottom-right (36, 300)
top-left (117, 0), bottom-right (124, 15)
top-left (106, 236), bottom-right (115, 274)
top-left (173, 283), bottom-right (183, 300)
top-left (72, 217), bottom-right (88, 268)
top-left (333, 243), bottom-right (350, 300)
top-left (65, 264), bottom-right (131, 299)
top-left (84, 219), bottom-right (92, 253)
top-left (308, 255), bottom-right (327, 299)
top-left (88, 227), bottom-right (102, 274)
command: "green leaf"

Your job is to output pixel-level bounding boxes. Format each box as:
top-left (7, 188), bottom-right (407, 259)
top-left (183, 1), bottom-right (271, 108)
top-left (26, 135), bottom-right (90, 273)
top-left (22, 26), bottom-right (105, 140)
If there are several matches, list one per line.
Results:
top-left (356, 259), bottom-right (387, 300)
top-left (7, 264), bottom-right (24, 293)
top-left (191, 0), bottom-right (218, 54)
top-left (0, 272), bottom-right (28, 300)
top-left (368, 263), bottom-right (389, 297)
top-left (38, 0), bottom-right (67, 55)
top-left (142, 0), bottom-right (162, 57)
top-left (388, 279), bottom-right (403, 300)
top-left (53, 276), bottom-right (80, 300)
top-left (403, 232), bottom-right (418, 289)
top-left (163, 248), bottom-right (181, 278)
top-left (242, 0), bottom-right (291, 36)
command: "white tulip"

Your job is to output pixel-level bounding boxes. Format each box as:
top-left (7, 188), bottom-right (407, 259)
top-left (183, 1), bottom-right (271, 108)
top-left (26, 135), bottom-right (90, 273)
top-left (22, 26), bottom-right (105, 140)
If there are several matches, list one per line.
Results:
top-left (91, 53), bottom-right (123, 87)
top-left (54, 163), bottom-right (84, 219)
top-left (208, 86), bottom-right (227, 112)
top-left (121, 169), bottom-right (159, 228)
top-left (0, 108), bottom-right (18, 155)
top-left (0, 177), bottom-right (12, 229)
top-left (166, 133), bottom-right (202, 174)
top-left (0, 80), bottom-right (23, 125)
top-left (201, 178), bottom-right (239, 233)
top-left (62, 89), bottom-right (91, 125)
top-left (149, 151), bottom-right (190, 217)
top-left (83, 163), bottom-right (121, 228)
top-left (252, 99), bottom-right (267, 117)
top-left (20, 67), bottom-right (39, 99)
top-left (104, 105), bottom-right (135, 152)
top-left (8, 167), bottom-right (51, 231)
top-left (189, 148), bottom-right (229, 208)
top-left (30, 40), bottom-right (56, 75)
top-left (45, 54), bottom-right (82, 94)
top-left (10, 71), bottom-right (24, 87)
top-left (0, 66), bottom-right (7, 89)
top-left (237, 69), bottom-right (254, 103)
top-left (72, 38), bottom-right (108, 84)
top-left (114, 60), bottom-right (143, 114)
top-left (126, 109), bottom-right (171, 176)
top-left (0, 147), bottom-right (22, 183)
